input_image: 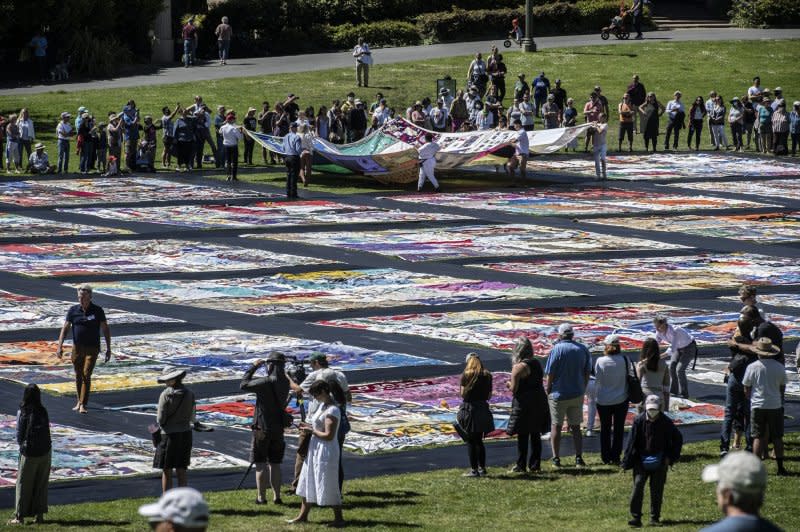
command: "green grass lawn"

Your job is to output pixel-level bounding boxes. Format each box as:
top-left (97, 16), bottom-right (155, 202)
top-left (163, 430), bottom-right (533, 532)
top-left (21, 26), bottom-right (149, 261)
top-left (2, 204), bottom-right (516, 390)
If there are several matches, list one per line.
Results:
top-left (8, 435), bottom-right (799, 531)
top-left (2, 39), bottom-right (798, 193)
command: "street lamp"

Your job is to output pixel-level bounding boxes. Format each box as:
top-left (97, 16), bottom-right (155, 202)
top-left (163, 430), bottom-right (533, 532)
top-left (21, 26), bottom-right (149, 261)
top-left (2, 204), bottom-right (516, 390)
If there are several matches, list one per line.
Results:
top-left (520, 0), bottom-right (537, 52)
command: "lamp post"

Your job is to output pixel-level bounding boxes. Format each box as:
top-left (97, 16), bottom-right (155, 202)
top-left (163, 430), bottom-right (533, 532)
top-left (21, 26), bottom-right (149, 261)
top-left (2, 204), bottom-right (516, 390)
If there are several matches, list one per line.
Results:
top-left (520, 0), bottom-right (537, 52)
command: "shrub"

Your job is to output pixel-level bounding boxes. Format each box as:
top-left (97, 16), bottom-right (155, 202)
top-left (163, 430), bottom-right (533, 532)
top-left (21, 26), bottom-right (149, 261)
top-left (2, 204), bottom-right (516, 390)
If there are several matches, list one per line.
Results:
top-left (729, 0), bottom-right (800, 27)
top-left (67, 28), bottom-right (133, 78)
top-left (324, 21), bottom-right (422, 49)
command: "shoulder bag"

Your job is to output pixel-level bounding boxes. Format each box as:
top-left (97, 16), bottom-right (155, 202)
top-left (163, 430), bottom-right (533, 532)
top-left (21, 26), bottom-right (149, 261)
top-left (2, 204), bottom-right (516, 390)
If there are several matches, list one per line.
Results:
top-left (624, 356), bottom-right (644, 404)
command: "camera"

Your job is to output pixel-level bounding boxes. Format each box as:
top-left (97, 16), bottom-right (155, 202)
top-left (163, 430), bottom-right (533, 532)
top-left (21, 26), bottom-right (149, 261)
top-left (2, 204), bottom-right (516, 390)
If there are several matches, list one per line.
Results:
top-left (285, 355), bottom-right (308, 384)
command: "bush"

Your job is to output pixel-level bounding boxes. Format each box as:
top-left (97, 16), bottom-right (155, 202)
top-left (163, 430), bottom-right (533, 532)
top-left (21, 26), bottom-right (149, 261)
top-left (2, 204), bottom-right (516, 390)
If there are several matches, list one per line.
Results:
top-left (323, 21), bottom-right (422, 49)
top-left (729, 0), bottom-right (800, 27)
top-left (67, 28), bottom-right (134, 78)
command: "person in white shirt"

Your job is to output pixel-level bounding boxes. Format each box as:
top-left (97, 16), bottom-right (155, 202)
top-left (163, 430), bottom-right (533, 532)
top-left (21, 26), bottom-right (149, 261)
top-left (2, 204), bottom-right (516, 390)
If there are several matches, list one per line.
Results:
top-left (518, 94), bottom-right (535, 131)
top-left (663, 91), bottom-right (685, 150)
top-left (55, 111), bottom-right (74, 173)
top-left (27, 143), bottom-right (55, 174)
top-left (430, 100), bottom-right (448, 132)
top-left (219, 112), bottom-right (244, 182)
top-left (592, 113), bottom-right (608, 180)
top-left (372, 99), bottom-right (391, 127)
top-left (417, 133), bottom-right (441, 193)
top-left (352, 37), bottom-right (371, 88)
top-left (742, 337), bottom-right (787, 475)
top-left (439, 88), bottom-right (454, 112)
top-left (506, 119), bottom-right (529, 185)
top-left (705, 91), bottom-right (718, 146)
top-left (747, 76), bottom-right (762, 101)
top-left (594, 334), bottom-right (629, 465)
top-left (653, 315), bottom-right (697, 399)
top-left (18, 108), bottom-right (35, 161)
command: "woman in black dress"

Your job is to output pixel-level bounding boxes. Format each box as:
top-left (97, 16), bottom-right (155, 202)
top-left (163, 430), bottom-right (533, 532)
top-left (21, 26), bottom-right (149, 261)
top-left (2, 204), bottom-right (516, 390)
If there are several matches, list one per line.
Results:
top-left (639, 92), bottom-right (665, 152)
top-left (457, 353), bottom-right (494, 477)
top-left (506, 337), bottom-right (550, 473)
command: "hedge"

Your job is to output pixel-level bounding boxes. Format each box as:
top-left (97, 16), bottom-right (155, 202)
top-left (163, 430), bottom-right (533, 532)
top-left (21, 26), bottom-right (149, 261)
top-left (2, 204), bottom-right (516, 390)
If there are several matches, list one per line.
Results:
top-left (416, 1), bottom-right (652, 43)
top-left (320, 21), bottom-right (422, 49)
top-left (729, 0), bottom-right (800, 27)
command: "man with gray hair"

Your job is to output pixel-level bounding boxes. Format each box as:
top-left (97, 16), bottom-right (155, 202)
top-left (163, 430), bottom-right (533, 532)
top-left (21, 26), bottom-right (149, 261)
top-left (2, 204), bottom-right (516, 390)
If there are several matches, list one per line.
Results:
top-left (544, 323), bottom-right (592, 467)
top-left (653, 315), bottom-right (696, 399)
top-left (55, 285), bottom-right (111, 414)
top-left (700, 452), bottom-right (782, 531)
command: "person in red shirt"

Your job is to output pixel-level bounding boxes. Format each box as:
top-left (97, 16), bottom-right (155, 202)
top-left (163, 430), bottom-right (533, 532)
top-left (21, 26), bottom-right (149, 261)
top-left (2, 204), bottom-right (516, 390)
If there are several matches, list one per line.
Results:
top-left (181, 18), bottom-right (198, 67)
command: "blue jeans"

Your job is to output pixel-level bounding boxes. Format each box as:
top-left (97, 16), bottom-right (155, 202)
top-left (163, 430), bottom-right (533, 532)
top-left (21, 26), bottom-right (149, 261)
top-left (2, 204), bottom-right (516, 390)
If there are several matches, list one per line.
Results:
top-left (79, 140), bottom-right (93, 172)
top-left (183, 39), bottom-right (194, 66)
top-left (57, 139), bottom-right (70, 172)
top-left (720, 373), bottom-right (751, 453)
top-left (218, 40), bottom-right (230, 61)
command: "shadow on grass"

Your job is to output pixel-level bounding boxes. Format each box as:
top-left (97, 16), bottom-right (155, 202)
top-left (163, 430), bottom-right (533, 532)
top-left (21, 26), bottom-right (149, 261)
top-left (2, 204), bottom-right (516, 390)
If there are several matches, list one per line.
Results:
top-left (660, 518), bottom-right (712, 526)
top-left (346, 490), bottom-right (422, 498)
top-left (44, 519), bottom-right (132, 527)
top-left (214, 508), bottom-right (281, 517)
top-left (539, 49), bottom-right (638, 58)
top-left (677, 452), bottom-right (721, 464)
top-left (344, 498), bottom-right (417, 510)
top-left (342, 518), bottom-right (422, 528)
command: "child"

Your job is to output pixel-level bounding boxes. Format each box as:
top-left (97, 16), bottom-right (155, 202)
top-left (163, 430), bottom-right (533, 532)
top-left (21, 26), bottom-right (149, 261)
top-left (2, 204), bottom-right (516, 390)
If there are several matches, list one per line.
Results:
top-left (622, 395), bottom-right (683, 528)
top-left (592, 113), bottom-right (608, 180)
top-left (96, 123), bottom-right (108, 173)
top-left (562, 98), bottom-right (578, 151)
top-left (103, 155), bottom-right (119, 176)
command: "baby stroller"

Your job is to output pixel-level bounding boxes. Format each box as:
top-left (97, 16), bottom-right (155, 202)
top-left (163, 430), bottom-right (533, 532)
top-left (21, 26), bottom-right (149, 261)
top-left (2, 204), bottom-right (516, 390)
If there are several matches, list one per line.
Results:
top-left (601, 11), bottom-right (630, 40)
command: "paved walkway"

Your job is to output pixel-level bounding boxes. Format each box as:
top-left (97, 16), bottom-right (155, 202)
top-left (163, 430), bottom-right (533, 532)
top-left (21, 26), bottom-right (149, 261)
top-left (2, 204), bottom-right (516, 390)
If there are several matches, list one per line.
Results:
top-left (4, 28), bottom-right (799, 95)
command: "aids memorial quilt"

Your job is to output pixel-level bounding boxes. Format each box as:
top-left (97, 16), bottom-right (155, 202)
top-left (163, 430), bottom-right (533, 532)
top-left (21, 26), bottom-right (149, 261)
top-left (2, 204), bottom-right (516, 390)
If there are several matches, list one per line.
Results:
top-left (82, 269), bottom-right (582, 316)
top-left (0, 414), bottom-right (246, 485)
top-left (247, 224), bottom-right (684, 262)
top-left (473, 253), bottom-right (800, 291)
top-left (0, 213), bottom-right (132, 239)
top-left (317, 304), bottom-right (800, 355)
top-left (341, 375), bottom-right (723, 454)
top-left (0, 289), bottom-right (181, 333)
top-left (586, 212), bottom-right (800, 243)
top-left (0, 177), bottom-right (272, 206)
top-left (60, 200), bottom-right (472, 230)
top-left (529, 153), bottom-right (800, 180)
top-left (664, 179), bottom-right (800, 200)
top-left (382, 188), bottom-right (773, 217)
top-left (0, 330), bottom-right (449, 391)
top-left (719, 293), bottom-right (800, 309)
top-left (0, 239), bottom-right (333, 277)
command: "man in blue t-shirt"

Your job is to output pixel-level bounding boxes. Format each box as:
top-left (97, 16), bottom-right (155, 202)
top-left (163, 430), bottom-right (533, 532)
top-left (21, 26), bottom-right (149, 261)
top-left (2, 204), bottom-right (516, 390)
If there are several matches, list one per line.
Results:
top-left (544, 323), bottom-right (591, 467)
top-left (29, 31), bottom-right (48, 81)
top-left (700, 452), bottom-right (783, 531)
top-left (56, 284), bottom-right (111, 413)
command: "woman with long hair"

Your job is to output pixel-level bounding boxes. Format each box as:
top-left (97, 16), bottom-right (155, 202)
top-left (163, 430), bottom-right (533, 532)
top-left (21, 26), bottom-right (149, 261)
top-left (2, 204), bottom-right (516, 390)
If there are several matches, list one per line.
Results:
top-left (9, 384), bottom-right (51, 525)
top-left (506, 338), bottom-right (549, 473)
top-left (636, 337), bottom-right (669, 413)
top-left (290, 380), bottom-right (344, 526)
top-left (594, 334), bottom-right (629, 465)
top-left (457, 353), bottom-right (494, 477)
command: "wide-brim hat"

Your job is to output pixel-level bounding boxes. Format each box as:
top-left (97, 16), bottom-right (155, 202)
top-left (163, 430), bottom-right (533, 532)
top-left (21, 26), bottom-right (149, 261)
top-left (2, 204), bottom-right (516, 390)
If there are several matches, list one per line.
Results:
top-left (247, 107), bottom-right (257, 113)
top-left (35, 142), bottom-right (45, 150)
top-left (752, 337), bottom-right (780, 357)
top-left (157, 367), bottom-right (187, 383)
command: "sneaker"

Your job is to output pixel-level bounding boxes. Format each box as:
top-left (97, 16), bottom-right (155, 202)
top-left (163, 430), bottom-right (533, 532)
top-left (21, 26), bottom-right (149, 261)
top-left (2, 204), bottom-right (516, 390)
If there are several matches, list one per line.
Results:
top-left (575, 456), bottom-right (586, 467)
top-left (719, 450), bottom-right (728, 458)
top-left (477, 468), bottom-right (487, 477)
top-left (462, 469), bottom-right (480, 477)
top-left (628, 517), bottom-right (642, 527)
top-left (552, 457), bottom-right (561, 468)
top-left (509, 465), bottom-right (526, 473)
top-left (585, 429), bottom-right (594, 437)
top-left (777, 467), bottom-right (789, 476)
top-left (649, 517), bottom-right (661, 526)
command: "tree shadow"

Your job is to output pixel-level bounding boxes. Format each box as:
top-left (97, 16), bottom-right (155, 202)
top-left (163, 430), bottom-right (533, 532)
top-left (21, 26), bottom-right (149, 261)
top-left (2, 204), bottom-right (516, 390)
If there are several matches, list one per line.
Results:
top-left (677, 452), bottom-right (720, 464)
top-left (344, 498), bottom-right (417, 510)
top-left (45, 519), bottom-right (132, 527)
top-left (551, 467), bottom-right (621, 477)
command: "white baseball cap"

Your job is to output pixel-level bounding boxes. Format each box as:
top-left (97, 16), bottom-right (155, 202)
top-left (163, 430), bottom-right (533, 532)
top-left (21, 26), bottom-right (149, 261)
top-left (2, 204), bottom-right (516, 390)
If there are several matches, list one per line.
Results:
top-left (702, 452), bottom-right (767, 494)
top-left (645, 394), bottom-right (661, 411)
top-left (138, 487), bottom-right (209, 527)
top-left (558, 323), bottom-right (574, 335)
top-left (603, 334), bottom-right (620, 346)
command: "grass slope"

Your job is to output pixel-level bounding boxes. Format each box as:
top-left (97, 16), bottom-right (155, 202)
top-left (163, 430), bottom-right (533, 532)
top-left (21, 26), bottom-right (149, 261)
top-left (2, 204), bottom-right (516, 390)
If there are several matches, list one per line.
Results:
top-left (7, 435), bottom-right (800, 531)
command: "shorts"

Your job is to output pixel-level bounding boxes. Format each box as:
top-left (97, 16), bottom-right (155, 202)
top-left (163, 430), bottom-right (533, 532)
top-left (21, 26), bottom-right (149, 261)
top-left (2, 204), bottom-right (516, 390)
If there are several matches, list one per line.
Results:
top-left (251, 429), bottom-right (286, 464)
top-left (750, 408), bottom-right (783, 439)
top-left (548, 394), bottom-right (583, 427)
top-left (153, 429), bottom-right (192, 470)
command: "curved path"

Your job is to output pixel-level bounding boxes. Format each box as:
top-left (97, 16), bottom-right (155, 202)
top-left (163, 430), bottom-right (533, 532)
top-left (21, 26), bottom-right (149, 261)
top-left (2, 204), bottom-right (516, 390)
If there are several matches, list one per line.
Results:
top-left (4, 27), bottom-right (799, 95)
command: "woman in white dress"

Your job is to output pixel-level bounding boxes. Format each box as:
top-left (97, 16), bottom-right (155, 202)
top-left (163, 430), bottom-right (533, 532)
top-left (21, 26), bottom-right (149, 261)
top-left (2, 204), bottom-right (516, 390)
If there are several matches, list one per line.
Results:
top-left (288, 380), bottom-right (344, 526)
